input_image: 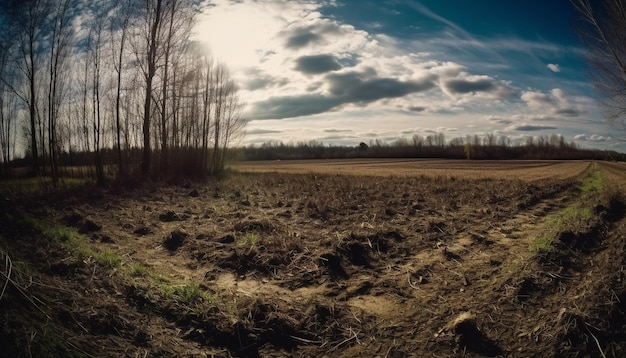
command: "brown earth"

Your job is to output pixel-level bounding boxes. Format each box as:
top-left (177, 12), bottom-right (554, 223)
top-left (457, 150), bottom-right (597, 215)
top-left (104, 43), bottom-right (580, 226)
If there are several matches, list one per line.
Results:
top-left (1, 160), bottom-right (626, 357)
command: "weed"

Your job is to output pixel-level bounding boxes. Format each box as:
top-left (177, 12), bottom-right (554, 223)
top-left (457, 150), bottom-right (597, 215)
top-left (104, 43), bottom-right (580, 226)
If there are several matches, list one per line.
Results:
top-left (156, 273), bottom-right (171, 283)
top-left (555, 206), bottom-right (592, 226)
top-left (22, 215), bottom-right (79, 242)
top-left (128, 263), bottom-right (149, 277)
top-left (92, 249), bottom-right (121, 267)
top-left (173, 283), bottom-right (213, 303)
top-left (245, 232), bottom-right (260, 246)
top-left (155, 280), bottom-right (212, 303)
top-left (529, 235), bottom-right (552, 254)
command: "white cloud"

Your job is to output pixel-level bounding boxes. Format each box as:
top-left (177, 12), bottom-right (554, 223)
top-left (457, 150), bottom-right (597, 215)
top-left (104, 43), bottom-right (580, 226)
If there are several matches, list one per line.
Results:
top-left (193, 0), bottom-right (609, 149)
top-left (520, 88), bottom-right (584, 117)
top-left (547, 63), bottom-right (560, 72)
top-left (574, 134), bottom-right (613, 142)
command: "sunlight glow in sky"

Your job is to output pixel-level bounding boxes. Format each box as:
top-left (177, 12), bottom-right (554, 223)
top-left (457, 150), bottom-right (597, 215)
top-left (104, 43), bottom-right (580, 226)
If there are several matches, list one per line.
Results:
top-left (193, 0), bottom-right (623, 151)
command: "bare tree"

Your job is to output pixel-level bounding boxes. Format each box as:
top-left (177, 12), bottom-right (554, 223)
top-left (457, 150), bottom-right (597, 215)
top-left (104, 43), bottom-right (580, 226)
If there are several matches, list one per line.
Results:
top-left (87, 16), bottom-right (106, 185)
top-left (572, 0), bottom-right (626, 127)
top-left (0, 52), bottom-right (18, 177)
top-left (46, 0), bottom-right (74, 186)
top-left (1, 0), bottom-right (50, 176)
top-left (111, 0), bottom-right (132, 179)
top-left (136, 0), bottom-right (166, 177)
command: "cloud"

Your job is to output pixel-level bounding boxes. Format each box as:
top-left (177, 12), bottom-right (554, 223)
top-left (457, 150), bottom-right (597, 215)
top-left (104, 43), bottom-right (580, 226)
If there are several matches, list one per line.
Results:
top-left (295, 54), bottom-right (342, 74)
top-left (282, 21), bottom-right (348, 50)
top-left (574, 134), bottom-right (612, 142)
top-left (443, 78), bottom-right (494, 94)
top-left (327, 68), bottom-right (437, 103)
top-left (285, 30), bottom-right (322, 49)
top-left (483, 115), bottom-right (512, 125)
top-left (406, 1), bottom-right (475, 41)
top-left (246, 128), bottom-right (283, 135)
top-left (324, 128), bottom-right (352, 133)
top-left (407, 106), bottom-right (427, 112)
top-left (547, 63), bottom-right (560, 72)
top-left (521, 88), bottom-right (582, 117)
top-left (440, 73), bottom-right (516, 100)
top-left (244, 74), bottom-right (289, 91)
top-left (250, 94), bottom-right (343, 119)
top-left (249, 68), bottom-right (437, 119)
top-left (508, 124), bottom-right (558, 131)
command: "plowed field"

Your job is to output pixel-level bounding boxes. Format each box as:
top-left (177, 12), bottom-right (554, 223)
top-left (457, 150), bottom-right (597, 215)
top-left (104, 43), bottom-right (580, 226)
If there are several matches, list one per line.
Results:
top-left (1, 160), bottom-right (626, 357)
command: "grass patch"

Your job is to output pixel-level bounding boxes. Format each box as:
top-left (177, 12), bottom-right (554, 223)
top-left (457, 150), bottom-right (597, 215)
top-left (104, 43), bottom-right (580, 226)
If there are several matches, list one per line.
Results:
top-left (91, 249), bottom-right (122, 267)
top-left (22, 215), bottom-right (121, 268)
top-left (579, 163), bottom-right (604, 194)
top-left (244, 233), bottom-right (260, 246)
top-left (173, 283), bottom-right (213, 303)
top-left (156, 281), bottom-right (213, 303)
top-left (529, 164), bottom-right (606, 255)
top-left (128, 263), bottom-right (149, 277)
top-left (22, 215), bottom-right (79, 243)
top-left (155, 273), bottom-right (172, 283)
top-left (529, 234), bottom-right (552, 254)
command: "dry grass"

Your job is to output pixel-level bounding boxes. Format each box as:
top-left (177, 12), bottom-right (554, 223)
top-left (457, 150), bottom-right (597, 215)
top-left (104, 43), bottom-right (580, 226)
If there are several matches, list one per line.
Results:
top-left (231, 158), bottom-right (591, 181)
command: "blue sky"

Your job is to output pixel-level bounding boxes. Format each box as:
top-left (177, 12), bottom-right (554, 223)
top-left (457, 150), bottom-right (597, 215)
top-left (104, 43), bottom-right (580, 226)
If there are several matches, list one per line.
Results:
top-left (196, 0), bottom-right (623, 150)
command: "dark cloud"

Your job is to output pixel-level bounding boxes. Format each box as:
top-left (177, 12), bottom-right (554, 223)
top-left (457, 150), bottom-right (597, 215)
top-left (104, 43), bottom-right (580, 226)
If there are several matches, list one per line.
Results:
top-left (408, 106), bottom-right (426, 112)
top-left (251, 94), bottom-right (343, 120)
top-left (443, 78), bottom-right (495, 94)
top-left (249, 69), bottom-right (437, 120)
top-left (327, 70), bottom-right (437, 103)
top-left (285, 31), bottom-right (322, 49)
top-left (511, 124), bottom-right (557, 131)
top-left (282, 22), bottom-right (349, 50)
top-left (485, 115), bottom-right (513, 124)
top-left (555, 108), bottom-right (580, 117)
top-left (295, 54), bottom-right (342, 74)
top-left (245, 77), bottom-right (288, 91)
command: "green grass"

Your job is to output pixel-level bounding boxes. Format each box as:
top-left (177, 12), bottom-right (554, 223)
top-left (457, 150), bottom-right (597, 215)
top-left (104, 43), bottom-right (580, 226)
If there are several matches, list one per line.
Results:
top-left (22, 215), bottom-right (121, 268)
top-left (22, 215), bottom-right (79, 243)
top-left (173, 283), bottom-right (213, 302)
top-left (91, 249), bottom-right (121, 267)
top-left (579, 164), bottom-right (604, 194)
top-left (529, 234), bottom-right (553, 254)
top-left (128, 263), bottom-right (149, 277)
top-left (529, 163), bottom-right (605, 255)
top-left (155, 280), bottom-right (213, 303)
top-left (245, 233), bottom-right (260, 246)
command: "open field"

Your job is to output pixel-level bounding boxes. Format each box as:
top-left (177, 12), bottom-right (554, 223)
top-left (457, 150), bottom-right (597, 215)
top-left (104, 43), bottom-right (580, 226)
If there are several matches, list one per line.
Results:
top-left (230, 158), bottom-right (594, 181)
top-left (1, 160), bottom-right (626, 357)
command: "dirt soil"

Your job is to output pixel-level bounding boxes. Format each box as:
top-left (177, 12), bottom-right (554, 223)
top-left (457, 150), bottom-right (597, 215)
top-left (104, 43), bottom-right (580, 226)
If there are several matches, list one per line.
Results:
top-left (1, 160), bottom-right (626, 357)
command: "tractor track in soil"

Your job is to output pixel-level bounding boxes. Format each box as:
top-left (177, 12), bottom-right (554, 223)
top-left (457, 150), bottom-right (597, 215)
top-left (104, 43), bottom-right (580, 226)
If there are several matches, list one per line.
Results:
top-left (2, 160), bottom-right (626, 357)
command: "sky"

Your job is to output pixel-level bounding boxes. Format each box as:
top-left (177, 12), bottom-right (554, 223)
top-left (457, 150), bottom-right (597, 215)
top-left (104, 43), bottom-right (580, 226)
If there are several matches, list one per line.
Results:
top-left (194, 0), bottom-right (625, 151)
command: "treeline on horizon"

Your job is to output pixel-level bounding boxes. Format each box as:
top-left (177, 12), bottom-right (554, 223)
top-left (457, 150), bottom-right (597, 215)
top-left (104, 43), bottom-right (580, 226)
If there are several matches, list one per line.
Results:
top-left (243, 133), bottom-right (626, 161)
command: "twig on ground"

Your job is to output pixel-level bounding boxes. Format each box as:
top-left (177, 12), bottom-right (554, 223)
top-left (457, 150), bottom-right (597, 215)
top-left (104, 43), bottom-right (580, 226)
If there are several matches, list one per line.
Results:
top-left (584, 322), bottom-right (607, 358)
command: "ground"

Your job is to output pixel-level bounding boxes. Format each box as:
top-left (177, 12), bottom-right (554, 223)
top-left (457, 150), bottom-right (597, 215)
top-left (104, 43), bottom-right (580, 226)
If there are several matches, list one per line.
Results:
top-left (1, 159), bottom-right (626, 357)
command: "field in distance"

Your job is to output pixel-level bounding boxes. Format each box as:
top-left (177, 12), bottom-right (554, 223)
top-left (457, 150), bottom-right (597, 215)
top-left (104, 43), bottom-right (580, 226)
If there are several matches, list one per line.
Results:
top-left (231, 158), bottom-right (596, 181)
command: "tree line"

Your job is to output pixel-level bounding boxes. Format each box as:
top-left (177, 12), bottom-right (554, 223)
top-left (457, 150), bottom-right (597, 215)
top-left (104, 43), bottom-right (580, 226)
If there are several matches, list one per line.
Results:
top-left (243, 133), bottom-right (626, 161)
top-left (0, 0), bottom-right (246, 184)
